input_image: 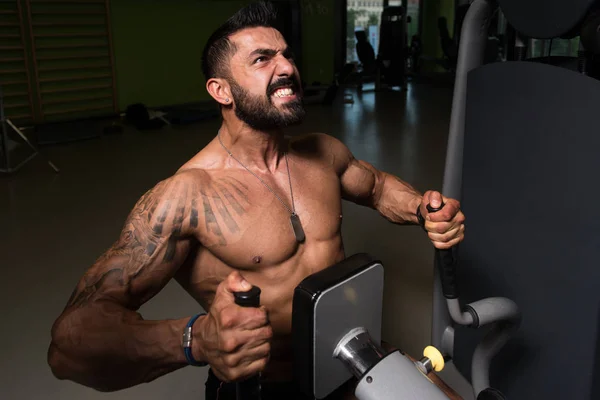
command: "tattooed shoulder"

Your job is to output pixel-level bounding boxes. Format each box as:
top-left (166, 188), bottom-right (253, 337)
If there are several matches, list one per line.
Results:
top-left (194, 173), bottom-right (251, 247)
top-left (66, 171), bottom-right (208, 309)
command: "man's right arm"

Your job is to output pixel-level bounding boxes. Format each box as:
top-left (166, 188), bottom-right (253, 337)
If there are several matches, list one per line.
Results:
top-left (47, 171), bottom-right (203, 392)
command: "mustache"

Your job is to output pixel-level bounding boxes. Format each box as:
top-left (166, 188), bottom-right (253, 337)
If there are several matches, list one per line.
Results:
top-left (267, 77), bottom-right (300, 96)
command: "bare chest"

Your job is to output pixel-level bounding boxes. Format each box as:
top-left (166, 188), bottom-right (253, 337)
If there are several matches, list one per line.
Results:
top-left (194, 162), bottom-right (343, 269)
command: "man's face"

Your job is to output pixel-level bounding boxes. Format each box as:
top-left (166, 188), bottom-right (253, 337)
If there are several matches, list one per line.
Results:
top-left (226, 27), bottom-right (305, 130)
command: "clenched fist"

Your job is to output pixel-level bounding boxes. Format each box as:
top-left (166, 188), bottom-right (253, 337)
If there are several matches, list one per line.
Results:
top-left (419, 190), bottom-right (465, 249)
top-left (194, 271), bottom-right (272, 382)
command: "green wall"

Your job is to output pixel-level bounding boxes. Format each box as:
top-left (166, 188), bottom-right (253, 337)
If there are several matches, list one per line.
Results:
top-left (421, 0), bottom-right (454, 72)
top-left (300, 0), bottom-right (335, 85)
top-left (110, 0), bottom-right (335, 110)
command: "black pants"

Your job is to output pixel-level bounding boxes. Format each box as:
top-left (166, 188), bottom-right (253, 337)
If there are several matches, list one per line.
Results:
top-left (205, 369), bottom-right (354, 400)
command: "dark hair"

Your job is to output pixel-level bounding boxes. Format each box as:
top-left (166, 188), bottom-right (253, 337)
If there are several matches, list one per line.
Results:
top-left (201, 1), bottom-right (278, 81)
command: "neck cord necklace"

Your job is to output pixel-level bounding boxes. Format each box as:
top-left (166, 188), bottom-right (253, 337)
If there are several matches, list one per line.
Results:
top-left (218, 132), bottom-right (305, 243)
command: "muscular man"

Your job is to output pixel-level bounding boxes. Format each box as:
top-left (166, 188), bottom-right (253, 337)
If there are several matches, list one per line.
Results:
top-left (47, 2), bottom-right (465, 399)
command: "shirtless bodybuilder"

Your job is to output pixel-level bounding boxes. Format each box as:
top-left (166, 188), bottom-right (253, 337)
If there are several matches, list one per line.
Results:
top-left (47, 2), bottom-right (465, 399)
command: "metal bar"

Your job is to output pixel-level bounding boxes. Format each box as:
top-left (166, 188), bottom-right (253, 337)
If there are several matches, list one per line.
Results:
top-left (5, 118), bottom-right (59, 173)
top-left (3, 91), bottom-right (28, 97)
top-left (31, 10), bottom-right (105, 15)
top-left (434, 0), bottom-right (497, 355)
top-left (0, 57), bottom-right (26, 62)
top-left (43, 103), bottom-right (112, 115)
top-left (0, 80), bottom-right (28, 85)
top-left (25, 0), bottom-right (43, 122)
top-left (33, 32), bottom-right (106, 37)
top-left (0, 69), bottom-right (27, 74)
top-left (32, 21), bottom-right (106, 26)
top-left (0, 22), bottom-right (19, 26)
top-left (39, 73), bottom-right (110, 83)
top-left (104, 0), bottom-right (117, 113)
top-left (36, 53), bottom-right (107, 60)
top-left (0, 11), bottom-right (18, 15)
top-left (36, 43), bottom-right (107, 49)
top-left (40, 83), bottom-right (110, 94)
top-left (4, 102), bottom-right (30, 108)
top-left (0, 34), bottom-right (20, 38)
top-left (39, 64), bottom-right (108, 72)
top-left (0, 85), bottom-right (8, 171)
top-left (43, 93), bottom-right (111, 105)
top-left (30, 0), bottom-right (104, 3)
top-left (0, 152), bottom-right (37, 174)
top-left (0, 46), bottom-right (23, 50)
top-left (5, 113), bottom-right (30, 119)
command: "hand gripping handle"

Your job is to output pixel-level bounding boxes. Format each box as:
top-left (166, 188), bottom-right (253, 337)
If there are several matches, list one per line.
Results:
top-left (427, 203), bottom-right (460, 299)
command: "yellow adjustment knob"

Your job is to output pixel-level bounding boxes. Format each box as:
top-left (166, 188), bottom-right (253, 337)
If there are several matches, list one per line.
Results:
top-left (423, 346), bottom-right (445, 372)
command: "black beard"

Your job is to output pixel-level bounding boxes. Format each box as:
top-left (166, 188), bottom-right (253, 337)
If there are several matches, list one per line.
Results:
top-left (229, 77), bottom-right (306, 131)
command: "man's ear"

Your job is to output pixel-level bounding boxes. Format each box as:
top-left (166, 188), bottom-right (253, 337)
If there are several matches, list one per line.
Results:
top-left (206, 78), bottom-right (232, 106)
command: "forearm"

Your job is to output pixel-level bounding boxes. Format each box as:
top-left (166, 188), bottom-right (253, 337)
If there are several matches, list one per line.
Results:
top-left (48, 301), bottom-right (192, 392)
top-left (374, 173), bottom-right (423, 225)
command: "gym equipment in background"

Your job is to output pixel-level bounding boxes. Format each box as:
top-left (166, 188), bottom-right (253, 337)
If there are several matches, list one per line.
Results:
top-left (377, 6), bottom-right (408, 88)
top-left (354, 29), bottom-right (381, 93)
top-left (435, 0), bottom-right (600, 399)
top-left (292, 253), bottom-right (519, 400)
top-left (0, 86), bottom-right (59, 174)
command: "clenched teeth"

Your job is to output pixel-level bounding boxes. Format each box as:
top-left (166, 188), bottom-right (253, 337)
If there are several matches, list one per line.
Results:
top-left (273, 88), bottom-right (294, 97)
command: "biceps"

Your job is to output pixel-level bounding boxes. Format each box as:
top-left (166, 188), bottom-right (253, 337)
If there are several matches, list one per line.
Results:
top-left (67, 236), bottom-right (191, 311)
top-left (65, 174), bottom-right (200, 311)
top-left (340, 159), bottom-right (382, 205)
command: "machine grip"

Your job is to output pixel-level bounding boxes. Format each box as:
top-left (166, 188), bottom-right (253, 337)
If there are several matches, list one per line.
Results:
top-left (234, 285), bottom-right (262, 400)
top-left (427, 203), bottom-right (460, 299)
top-left (234, 286), bottom-right (261, 308)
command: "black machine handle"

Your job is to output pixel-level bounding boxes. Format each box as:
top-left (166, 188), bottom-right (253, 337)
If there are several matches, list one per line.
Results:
top-left (234, 285), bottom-right (262, 400)
top-left (234, 285), bottom-right (261, 308)
top-left (427, 202), bottom-right (460, 299)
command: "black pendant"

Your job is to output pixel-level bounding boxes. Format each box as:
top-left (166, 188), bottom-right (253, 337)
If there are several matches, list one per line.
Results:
top-left (290, 213), bottom-right (305, 243)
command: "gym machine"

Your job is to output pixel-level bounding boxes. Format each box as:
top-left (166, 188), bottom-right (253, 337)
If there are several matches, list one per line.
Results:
top-left (436, 0), bottom-right (600, 399)
top-left (0, 86), bottom-right (59, 174)
top-left (232, 237), bottom-right (519, 400)
top-left (291, 204), bottom-right (519, 400)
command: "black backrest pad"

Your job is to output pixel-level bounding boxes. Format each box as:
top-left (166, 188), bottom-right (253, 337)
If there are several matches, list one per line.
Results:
top-left (498, 0), bottom-right (595, 39)
top-left (453, 61), bottom-right (600, 400)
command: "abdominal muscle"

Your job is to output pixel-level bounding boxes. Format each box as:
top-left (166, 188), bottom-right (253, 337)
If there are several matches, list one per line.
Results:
top-left (175, 234), bottom-right (346, 382)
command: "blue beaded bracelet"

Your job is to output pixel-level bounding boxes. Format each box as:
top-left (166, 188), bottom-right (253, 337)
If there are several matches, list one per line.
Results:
top-left (182, 313), bottom-right (208, 367)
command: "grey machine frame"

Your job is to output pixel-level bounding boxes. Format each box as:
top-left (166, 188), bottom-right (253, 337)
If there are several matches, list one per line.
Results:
top-left (430, 0), bottom-right (521, 397)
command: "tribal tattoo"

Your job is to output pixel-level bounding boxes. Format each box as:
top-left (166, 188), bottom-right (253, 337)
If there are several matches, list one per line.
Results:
top-left (65, 174), bottom-right (250, 310)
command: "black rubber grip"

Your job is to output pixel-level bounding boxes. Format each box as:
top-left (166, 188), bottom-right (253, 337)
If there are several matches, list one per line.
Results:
top-left (477, 388), bottom-right (507, 400)
top-left (234, 286), bottom-right (261, 308)
top-left (427, 202), bottom-right (460, 299)
top-left (234, 285), bottom-right (262, 400)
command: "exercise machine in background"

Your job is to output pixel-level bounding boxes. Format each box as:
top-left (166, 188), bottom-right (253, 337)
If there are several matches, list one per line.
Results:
top-left (291, 1), bottom-right (600, 399)
top-left (0, 86), bottom-right (59, 174)
top-left (436, 0), bottom-right (600, 399)
top-left (292, 250), bottom-right (519, 400)
top-left (342, 5), bottom-right (411, 92)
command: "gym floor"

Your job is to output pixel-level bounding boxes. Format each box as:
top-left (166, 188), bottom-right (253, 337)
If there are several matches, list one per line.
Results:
top-left (0, 81), bottom-right (474, 399)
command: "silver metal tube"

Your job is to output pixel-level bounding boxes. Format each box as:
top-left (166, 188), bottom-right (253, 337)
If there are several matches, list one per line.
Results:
top-left (354, 351), bottom-right (450, 400)
top-left (333, 327), bottom-right (386, 379)
top-left (466, 297), bottom-right (520, 327)
top-left (447, 298), bottom-right (474, 326)
top-left (471, 321), bottom-right (519, 397)
top-left (443, 0), bottom-right (496, 199)
top-left (0, 85), bottom-right (9, 172)
top-left (433, 0), bottom-right (497, 353)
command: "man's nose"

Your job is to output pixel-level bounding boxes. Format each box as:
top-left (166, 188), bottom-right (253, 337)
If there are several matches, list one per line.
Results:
top-left (275, 54), bottom-right (295, 76)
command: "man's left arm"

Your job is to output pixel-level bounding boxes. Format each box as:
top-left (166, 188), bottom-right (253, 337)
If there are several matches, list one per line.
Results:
top-left (332, 137), bottom-right (465, 249)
